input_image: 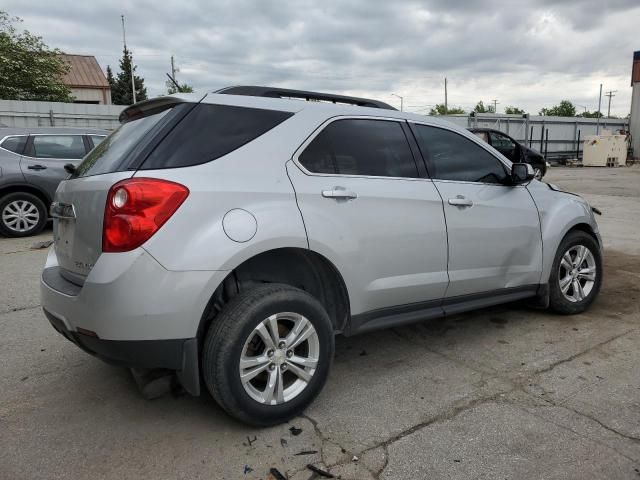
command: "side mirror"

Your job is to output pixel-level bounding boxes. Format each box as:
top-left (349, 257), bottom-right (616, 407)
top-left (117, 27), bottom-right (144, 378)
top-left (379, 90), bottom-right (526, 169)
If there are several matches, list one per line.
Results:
top-left (511, 163), bottom-right (535, 184)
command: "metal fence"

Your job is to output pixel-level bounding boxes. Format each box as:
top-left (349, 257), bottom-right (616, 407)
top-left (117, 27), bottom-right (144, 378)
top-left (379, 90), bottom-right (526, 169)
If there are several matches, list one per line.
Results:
top-left (0, 101), bottom-right (631, 160)
top-left (441, 113), bottom-right (630, 160)
top-left (0, 100), bottom-right (125, 130)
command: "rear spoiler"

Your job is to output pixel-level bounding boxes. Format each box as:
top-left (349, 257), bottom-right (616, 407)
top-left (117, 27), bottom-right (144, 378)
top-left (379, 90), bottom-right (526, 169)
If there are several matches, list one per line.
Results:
top-left (119, 94), bottom-right (207, 123)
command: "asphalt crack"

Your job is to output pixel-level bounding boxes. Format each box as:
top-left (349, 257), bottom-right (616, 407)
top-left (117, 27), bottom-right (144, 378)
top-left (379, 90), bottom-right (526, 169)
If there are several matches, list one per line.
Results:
top-left (532, 328), bottom-right (636, 376)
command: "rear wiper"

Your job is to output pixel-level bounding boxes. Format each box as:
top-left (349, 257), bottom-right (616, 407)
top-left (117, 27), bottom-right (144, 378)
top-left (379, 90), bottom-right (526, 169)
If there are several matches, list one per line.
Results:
top-left (64, 163), bottom-right (76, 175)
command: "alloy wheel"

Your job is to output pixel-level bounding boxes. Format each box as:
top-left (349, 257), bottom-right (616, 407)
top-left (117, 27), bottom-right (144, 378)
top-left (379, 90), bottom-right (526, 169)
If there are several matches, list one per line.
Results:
top-left (534, 168), bottom-right (543, 180)
top-left (558, 244), bottom-right (597, 303)
top-left (239, 312), bottom-right (320, 405)
top-left (2, 200), bottom-right (40, 233)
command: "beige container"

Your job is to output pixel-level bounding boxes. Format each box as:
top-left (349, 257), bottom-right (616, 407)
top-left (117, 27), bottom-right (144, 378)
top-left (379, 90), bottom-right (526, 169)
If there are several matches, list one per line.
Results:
top-left (582, 134), bottom-right (627, 167)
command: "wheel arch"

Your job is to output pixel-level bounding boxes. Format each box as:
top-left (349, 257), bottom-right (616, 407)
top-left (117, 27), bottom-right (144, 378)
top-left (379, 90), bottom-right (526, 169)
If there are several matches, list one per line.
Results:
top-left (197, 247), bottom-right (351, 344)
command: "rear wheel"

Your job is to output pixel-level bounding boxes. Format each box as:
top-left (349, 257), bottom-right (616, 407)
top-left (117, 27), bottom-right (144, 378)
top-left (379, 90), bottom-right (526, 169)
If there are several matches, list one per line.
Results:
top-left (0, 192), bottom-right (47, 237)
top-left (202, 284), bottom-right (334, 426)
top-left (549, 231), bottom-right (602, 314)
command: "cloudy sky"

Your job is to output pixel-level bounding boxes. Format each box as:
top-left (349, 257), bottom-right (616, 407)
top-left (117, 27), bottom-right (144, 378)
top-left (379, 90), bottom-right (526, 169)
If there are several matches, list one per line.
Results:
top-left (4, 0), bottom-right (639, 116)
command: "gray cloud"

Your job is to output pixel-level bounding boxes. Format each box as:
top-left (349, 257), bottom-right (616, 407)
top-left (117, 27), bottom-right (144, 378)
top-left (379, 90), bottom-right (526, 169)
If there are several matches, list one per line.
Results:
top-left (3, 0), bottom-right (638, 115)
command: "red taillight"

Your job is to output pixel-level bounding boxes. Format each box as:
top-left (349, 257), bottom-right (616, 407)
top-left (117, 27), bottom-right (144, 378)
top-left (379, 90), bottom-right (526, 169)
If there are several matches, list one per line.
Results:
top-left (102, 178), bottom-right (189, 253)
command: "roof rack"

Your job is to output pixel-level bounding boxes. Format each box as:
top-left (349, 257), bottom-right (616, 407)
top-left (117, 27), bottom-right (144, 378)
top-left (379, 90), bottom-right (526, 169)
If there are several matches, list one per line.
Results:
top-left (215, 85), bottom-right (397, 110)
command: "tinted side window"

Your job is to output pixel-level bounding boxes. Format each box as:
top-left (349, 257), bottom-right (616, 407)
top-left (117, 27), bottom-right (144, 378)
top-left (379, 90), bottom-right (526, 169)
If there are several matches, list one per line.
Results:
top-left (141, 104), bottom-right (293, 170)
top-left (489, 132), bottom-right (515, 151)
top-left (413, 125), bottom-right (507, 184)
top-left (1, 136), bottom-right (27, 154)
top-left (299, 119), bottom-right (418, 178)
top-left (31, 135), bottom-right (86, 159)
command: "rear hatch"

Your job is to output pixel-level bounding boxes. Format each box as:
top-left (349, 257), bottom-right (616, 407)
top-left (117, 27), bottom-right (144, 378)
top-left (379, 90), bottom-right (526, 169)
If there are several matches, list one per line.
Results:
top-left (52, 97), bottom-right (193, 283)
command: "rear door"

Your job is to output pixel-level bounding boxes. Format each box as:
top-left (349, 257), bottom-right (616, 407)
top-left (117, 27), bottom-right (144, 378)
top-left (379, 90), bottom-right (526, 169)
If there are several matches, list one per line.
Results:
top-left (287, 117), bottom-right (449, 317)
top-left (410, 123), bottom-right (542, 298)
top-left (20, 134), bottom-right (88, 200)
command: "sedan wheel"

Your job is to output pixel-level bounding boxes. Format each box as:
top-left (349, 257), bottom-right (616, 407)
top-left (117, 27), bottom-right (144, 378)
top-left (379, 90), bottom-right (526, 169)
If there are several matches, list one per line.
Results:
top-left (534, 167), bottom-right (543, 180)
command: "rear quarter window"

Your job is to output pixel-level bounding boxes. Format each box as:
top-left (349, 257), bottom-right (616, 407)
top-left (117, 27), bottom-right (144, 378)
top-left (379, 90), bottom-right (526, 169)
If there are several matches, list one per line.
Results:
top-left (1, 136), bottom-right (27, 154)
top-left (139, 104), bottom-right (293, 170)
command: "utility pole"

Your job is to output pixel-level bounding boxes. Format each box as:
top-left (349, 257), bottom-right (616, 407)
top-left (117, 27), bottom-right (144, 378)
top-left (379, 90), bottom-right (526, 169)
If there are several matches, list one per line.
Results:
top-left (171, 55), bottom-right (177, 82)
top-left (444, 77), bottom-right (448, 114)
top-left (391, 93), bottom-right (403, 112)
top-left (491, 99), bottom-right (499, 113)
top-left (121, 15), bottom-right (136, 104)
top-left (605, 90), bottom-right (617, 118)
top-left (596, 84), bottom-right (602, 134)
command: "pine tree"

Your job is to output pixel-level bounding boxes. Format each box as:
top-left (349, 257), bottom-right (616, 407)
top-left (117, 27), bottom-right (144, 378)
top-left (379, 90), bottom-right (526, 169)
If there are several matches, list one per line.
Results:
top-left (106, 65), bottom-right (115, 88)
top-left (110, 47), bottom-right (147, 105)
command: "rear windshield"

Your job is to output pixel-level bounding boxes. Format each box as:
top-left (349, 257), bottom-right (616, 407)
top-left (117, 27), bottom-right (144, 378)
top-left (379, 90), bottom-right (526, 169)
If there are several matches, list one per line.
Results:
top-left (139, 104), bottom-right (293, 170)
top-left (73, 107), bottom-right (173, 178)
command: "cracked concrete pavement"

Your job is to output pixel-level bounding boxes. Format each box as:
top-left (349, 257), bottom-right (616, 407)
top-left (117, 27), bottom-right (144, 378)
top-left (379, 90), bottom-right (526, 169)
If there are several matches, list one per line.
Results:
top-left (1, 167), bottom-right (639, 479)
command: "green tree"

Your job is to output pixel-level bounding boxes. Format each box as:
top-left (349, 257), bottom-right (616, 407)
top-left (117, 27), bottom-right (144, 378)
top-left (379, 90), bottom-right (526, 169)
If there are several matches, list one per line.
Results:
top-left (110, 47), bottom-right (147, 105)
top-left (539, 100), bottom-right (576, 117)
top-left (166, 79), bottom-right (194, 94)
top-left (106, 65), bottom-right (115, 89)
top-left (505, 106), bottom-right (525, 114)
top-left (0, 11), bottom-right (72, 101)
top-left (428, 103), bottom-right (465, 115)
top-left (576, 110), bottom-right (603, 118)
top-left (474, 101), bottom-right (494, 113)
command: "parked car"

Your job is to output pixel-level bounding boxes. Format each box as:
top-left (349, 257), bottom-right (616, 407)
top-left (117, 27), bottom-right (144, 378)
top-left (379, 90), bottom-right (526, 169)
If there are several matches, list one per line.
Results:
top-left (468, 127), bottom-right (548, 179)
top-left (0, 127), bottom-right (108, 237)
top-left (41, 87), bottom-right (602, 426)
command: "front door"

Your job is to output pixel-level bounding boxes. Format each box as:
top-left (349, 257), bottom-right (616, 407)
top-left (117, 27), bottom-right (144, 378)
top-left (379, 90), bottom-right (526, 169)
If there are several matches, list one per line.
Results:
top-left (20, 134), bottom-right (88, 200)
top-left (488, 131), bottom-right (519, 162)
top-left (411, 123), bottom-right (542, 298)
top-left (288, 117), bottom-right (449, 317)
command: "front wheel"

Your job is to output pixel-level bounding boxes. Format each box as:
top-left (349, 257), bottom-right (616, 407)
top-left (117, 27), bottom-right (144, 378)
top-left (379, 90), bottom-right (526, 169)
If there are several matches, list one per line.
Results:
top-left (202, 284), bottom-right (334, 426)
top-left (549, 231), bottom-right (602, 314)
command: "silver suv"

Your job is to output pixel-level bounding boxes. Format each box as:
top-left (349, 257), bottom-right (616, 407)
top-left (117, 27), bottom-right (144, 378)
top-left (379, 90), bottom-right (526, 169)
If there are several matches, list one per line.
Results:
top-left (0, 128), bottom-right (108, 237)
top-left (41, 87), bottom-right (603, 426)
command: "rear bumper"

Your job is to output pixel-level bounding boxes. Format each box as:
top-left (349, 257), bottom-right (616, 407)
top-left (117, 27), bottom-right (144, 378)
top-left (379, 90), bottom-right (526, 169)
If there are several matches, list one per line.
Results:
top-left (44, 308), bottom-right (200, 395)
top-left (40, 246), bottom-right (228, 396)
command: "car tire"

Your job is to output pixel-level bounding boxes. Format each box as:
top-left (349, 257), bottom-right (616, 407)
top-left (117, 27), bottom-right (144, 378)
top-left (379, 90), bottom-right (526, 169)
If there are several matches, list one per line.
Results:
top-left (548, 230), bottom-right (602, 314)
top-left (202, 283), bottom-right (334, 426)
top-left (0, 192), bottom-right (48, 238)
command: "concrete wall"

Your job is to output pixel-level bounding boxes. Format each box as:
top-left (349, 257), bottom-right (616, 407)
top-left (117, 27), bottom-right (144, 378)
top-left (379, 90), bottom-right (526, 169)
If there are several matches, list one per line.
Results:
top-left (0, 100), bottom-right (125, 130)
top-left (441, 113), bottom-right (629, 160)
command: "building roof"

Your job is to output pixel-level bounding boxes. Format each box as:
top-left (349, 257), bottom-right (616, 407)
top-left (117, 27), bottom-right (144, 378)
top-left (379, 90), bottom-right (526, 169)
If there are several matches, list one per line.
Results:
top-left (59, 54), bottom-right (110, 89)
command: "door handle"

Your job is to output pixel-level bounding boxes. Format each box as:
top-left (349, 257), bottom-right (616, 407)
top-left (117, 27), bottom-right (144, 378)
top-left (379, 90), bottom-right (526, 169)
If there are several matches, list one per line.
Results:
top-left (322, 187), bottom-right (357, 200)
top-left (27, 165), bottom-right (47, 171)
top-left (448, 195), bottom-right (473, 207)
